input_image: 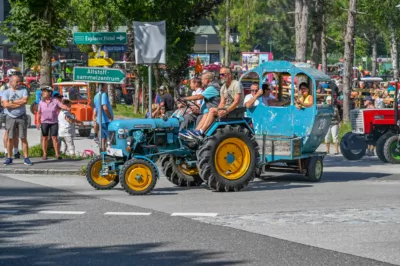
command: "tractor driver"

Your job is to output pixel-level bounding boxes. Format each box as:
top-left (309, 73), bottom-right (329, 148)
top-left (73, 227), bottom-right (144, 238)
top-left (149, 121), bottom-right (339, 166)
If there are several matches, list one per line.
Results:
top-left (179, 72), bottom-right (220, 135)
top-left (183, 67), bottom-right (243, 139)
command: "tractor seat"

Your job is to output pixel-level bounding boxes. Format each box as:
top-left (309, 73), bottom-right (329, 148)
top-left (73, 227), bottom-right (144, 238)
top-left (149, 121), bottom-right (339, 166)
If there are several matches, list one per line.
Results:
top-left (217, 107), bottom-right (246, 121)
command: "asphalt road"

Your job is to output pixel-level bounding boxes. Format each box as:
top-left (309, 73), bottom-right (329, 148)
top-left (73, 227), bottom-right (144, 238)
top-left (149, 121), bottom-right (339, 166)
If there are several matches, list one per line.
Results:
top-left (1, 156), bottom-right (399, 265)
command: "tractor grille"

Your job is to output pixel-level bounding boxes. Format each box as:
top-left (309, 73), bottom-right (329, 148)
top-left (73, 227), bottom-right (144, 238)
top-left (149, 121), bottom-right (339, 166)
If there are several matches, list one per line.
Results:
top-left (350, 109), bottom-right (364, 134)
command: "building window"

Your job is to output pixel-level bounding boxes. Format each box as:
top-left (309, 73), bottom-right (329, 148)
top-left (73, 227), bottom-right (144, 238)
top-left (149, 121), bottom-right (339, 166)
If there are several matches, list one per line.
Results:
top-left (4, 1), bottom-right (11, 18)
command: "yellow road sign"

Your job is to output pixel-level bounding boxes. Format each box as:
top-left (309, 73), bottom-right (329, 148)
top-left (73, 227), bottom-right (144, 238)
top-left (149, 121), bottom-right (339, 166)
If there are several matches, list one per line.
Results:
top-left (88, 58), bottom-right (114, 67)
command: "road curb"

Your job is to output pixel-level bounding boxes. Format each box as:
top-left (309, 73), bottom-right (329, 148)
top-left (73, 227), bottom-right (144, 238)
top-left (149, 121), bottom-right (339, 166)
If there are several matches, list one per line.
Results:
top-left (0, 167), bottom-right (83, 176)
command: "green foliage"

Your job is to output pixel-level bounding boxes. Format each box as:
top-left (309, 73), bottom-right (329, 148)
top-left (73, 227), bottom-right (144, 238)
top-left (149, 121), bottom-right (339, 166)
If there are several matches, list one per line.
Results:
top-left (0, 0), bottom-right (71, 67)
top-left (113, 104), bottom-right (146, 118)
top-left (339, 122), bottom-right (352, 141)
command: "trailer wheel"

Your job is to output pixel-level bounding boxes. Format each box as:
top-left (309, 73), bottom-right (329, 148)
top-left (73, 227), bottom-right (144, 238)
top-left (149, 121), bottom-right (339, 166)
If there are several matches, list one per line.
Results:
top-left (340, 132), bottom-right (366, 160)
top-left (376, 132), bottom-right (394, 163)
top-left (161, 155), bottom-right (203, 187)
top-left (86, 155), bottom-right (119, 190)
top-left (196, 125), bottom-right (259, 192)
top-left (120, 159), bottom-right (158, 195)
top-left (383, 135), bottom-right (400, 164)
top-left (306, 156), bottom-right (323, 182)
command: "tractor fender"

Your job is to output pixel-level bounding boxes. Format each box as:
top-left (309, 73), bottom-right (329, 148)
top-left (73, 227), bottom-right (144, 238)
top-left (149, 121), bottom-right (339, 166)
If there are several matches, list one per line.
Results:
top-left (133, 155), bottom-right (160, 178)
top-left (206, 120), bottom-right (255, 137)
top-left (341, 132), bottom-right (367, 150)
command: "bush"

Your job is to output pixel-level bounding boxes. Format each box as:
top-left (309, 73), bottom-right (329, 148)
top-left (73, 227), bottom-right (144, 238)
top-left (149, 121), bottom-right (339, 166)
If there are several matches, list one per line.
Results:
top-left (26, 144), bottom-right (56, 157)
top-left (339, 122), bottom-right (352, 141)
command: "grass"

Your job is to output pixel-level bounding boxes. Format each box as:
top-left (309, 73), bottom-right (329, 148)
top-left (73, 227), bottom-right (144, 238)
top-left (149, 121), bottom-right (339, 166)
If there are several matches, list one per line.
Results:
top-left (2, 144), bottom-right (93, 160)
top-left (339, 122), bottom-right (351, 141)
top-left (113, 104), bottom-right (145, 118)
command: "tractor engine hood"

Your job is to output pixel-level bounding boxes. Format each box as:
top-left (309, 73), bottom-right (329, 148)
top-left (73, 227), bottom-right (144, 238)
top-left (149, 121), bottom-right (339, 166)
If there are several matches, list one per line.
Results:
top-left (108, 118), bottom-right (179, 131)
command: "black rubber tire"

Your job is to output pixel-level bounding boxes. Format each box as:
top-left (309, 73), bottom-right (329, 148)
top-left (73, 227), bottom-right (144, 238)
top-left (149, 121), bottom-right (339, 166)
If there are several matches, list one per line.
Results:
top-left (196, 125), bottom-right (260, 192)
top-left (78, 129), bottom-right (91, 137)
top-left (376, 132), bottom-right (394, 163)
top-left (86, 155), bottom-right (119, 190)
top-left (160, 155), bottom-right (203, 187)
top-left (115, 89), bottom-right (122, 104)
top-left (383, 135), bottom-right (400, 164)
top-left (120, 158), bottom-right (158, 195)
top-left (340, 133), bottom-right (366, 160)
top-left (306, 156), bottom-right (323, 182)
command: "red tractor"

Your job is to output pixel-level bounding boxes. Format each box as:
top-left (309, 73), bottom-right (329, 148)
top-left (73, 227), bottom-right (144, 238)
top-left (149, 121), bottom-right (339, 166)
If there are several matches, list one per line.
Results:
top-left (340, 84), bottom-right (400, 163)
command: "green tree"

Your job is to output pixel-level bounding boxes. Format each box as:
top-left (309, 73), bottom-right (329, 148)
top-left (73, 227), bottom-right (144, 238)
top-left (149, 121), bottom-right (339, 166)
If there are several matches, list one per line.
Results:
top-left (0, 0), bottom-right (71, 86)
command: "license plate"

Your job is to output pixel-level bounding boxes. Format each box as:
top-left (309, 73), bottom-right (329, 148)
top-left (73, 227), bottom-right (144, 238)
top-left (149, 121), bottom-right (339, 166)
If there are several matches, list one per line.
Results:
top-left (106, 148), bottom-right (123, 157)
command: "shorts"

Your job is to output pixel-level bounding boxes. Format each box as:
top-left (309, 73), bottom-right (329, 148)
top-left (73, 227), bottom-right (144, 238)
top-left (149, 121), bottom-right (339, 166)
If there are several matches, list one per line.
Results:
top-left (100, 122), bottom-right (109, 139)
top-left (5, 114), bottom-right (28, 139)
top-left (325, 124), bottom-right (339, 144)
top-left (41, 123), bottom-right (59, 137)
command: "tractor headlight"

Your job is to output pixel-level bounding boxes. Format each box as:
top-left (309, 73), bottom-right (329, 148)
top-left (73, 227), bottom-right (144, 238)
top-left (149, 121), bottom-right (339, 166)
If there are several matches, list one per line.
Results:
top-left (397, 120), bottom-right (400, 127)
top-left (126, 137), bottom-right (133, 146)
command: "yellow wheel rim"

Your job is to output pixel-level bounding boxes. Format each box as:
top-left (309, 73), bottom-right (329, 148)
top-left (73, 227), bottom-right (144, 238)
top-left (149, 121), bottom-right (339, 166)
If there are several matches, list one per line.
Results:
top-left (214, 138), bottom-right (251, 180)
top-left (91, 160), bottom-right (117, 186)
top-left (178, 164), bottom-right (199, 176)
top-left (125, 164), bottom-right (153, 192)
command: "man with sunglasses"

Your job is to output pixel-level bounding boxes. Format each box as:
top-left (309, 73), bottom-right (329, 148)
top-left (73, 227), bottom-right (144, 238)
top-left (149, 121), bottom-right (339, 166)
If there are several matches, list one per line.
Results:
top-left (244, 82), bottom-right (263, 108)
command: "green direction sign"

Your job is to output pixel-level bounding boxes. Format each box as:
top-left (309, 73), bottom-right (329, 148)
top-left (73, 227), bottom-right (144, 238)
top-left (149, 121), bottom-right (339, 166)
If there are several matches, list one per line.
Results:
top-left (73, 32), bottom-right (127, 45)
top-left (73, 67), bottom-right (125, 84)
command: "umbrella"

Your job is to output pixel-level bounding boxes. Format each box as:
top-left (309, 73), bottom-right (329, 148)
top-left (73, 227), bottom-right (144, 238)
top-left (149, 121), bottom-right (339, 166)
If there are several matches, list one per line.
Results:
top-left (203, 64), bottom-right (221, 72)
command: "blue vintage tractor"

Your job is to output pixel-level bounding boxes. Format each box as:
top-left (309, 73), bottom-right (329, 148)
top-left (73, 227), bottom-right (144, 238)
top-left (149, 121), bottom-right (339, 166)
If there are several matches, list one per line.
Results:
top-left (86, 61), bottom-right (333, 195)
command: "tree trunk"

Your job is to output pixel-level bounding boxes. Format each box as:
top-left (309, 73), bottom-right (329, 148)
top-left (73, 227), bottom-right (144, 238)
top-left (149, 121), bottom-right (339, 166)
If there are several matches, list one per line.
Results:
top-left (126, 23), bottom-right (140, 114)
top-left (389, 20), bottom-right (398, 79)
top-left (371, 39), bottom-right (377, 77)
top-left (40, 44), bottom-right (52, 86)
top-left (295, 0), bottom-right (310, 62)
top-left (91, 9), bottom-right (97, 53)
top-left (105, 11), bottom-right (116, 108)
top-left (321, 12), bottom-right (327, 74)
top-left (246, 0), bottom-right (252, 49)
top-left (224, 0), bottom-right (231, 66)
top-left (310, 0), bottom-right (323, 68)
top-left (342, 0), bottom-right (357, 122)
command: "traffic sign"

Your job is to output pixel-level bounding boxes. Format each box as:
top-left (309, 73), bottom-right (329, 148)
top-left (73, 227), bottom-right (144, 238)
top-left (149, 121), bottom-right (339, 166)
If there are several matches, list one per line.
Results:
top-left (88, 58), bottom-right (114, 67)
top-left (73, 32), bottom-right (127, 45)
top-left (73, 67), bottom-right (125, 84)
top-left (101, 45), bottom-right (127, 52)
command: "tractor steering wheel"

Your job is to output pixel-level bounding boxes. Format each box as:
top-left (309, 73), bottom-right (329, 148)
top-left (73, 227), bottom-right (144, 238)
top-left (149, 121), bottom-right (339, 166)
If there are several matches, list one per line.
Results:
top-left (177, 98), bottom-right (201, 109)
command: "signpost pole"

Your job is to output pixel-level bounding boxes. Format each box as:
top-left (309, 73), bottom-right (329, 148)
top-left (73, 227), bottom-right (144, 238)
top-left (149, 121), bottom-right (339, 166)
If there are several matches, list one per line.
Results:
top-left (148, 64), bottom-right (152, 116)
top-left (98, 84), bottom-right (102, 154)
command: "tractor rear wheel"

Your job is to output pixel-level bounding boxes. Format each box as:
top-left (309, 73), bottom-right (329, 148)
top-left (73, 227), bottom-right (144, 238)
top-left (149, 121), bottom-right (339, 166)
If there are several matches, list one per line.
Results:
top-left (383, 135), bottom-right (400, 164)
top-left (196, 125), bottom-right (260, 192)
top-left (86, 155), bottom-right (119, 190)
top-left (120, 159), bottom-right (158, 195)
top-left (376, 132), bottom-right (394, 163)
top-left (160, 155), bottom-right (203, 187)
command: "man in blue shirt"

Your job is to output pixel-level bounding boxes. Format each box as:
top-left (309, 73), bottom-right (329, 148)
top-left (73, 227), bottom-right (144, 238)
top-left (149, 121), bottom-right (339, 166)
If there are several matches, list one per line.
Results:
top-left (179, 72), bottom-right (220, 138)
top-left (93, 83), bottom-right (114, 151)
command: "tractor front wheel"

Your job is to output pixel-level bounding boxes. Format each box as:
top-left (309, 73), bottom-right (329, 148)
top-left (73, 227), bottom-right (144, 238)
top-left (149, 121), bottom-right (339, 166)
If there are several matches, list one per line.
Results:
top-left (196, 125), bottom-right (260, 192)
top-left (160, 155), bottom-right (203, 187)
top-left (340, 133), bottom-right (366, 160)
top-left (86, 155), bottom-right (119, 190)
top-left (383, 135), bottom-right (400, 164)
top-left (120, 159), bottom-right (158, 195)
top-left (376, 132), bottom-right (394, 163)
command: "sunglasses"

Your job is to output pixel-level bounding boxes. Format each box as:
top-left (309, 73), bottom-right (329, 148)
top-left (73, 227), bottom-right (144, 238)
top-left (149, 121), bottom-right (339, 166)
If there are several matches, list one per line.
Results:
top-left (219, 73), bottom-right (229, 77)
top-left (250, 90), bottom-right (258, 92)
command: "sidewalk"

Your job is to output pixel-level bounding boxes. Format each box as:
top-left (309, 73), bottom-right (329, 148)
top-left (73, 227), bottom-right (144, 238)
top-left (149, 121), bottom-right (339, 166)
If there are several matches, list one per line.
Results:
top-left (0, 157), bottom-right (89, 175)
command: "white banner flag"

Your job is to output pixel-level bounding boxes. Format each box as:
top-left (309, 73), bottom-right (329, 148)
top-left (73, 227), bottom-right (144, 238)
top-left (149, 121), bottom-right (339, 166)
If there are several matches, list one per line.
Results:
top-left (133, 21), bottom-right (166, 64)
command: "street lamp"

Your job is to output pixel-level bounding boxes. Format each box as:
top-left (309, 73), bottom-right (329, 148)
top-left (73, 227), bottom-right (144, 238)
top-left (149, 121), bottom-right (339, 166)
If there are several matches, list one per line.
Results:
top-left (200, 35), bottom-right (208, 56)
top-left (267, 37), bottom-right (273, 53)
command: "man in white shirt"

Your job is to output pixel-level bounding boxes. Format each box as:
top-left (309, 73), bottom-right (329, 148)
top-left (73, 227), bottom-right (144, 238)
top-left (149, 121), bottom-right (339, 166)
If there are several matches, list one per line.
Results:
top-left (244, 82), bottom-right (263, 108)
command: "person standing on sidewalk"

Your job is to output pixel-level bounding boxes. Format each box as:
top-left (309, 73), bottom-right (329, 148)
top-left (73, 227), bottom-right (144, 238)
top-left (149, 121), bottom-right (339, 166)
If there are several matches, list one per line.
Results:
top-left (58, 99), bottom-right (83, 156)
top-left (37, 86), bottom-right (70, 160)
top-left (1, 75), bottom-right (31, 165)
top-left (94, 84), bottom-right (114, 151)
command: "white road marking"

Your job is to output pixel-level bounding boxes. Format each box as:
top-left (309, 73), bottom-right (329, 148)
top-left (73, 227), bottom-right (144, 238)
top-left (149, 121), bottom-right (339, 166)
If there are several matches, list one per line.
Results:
top-left (104, 212), bottom-right (151, 216)
top-left (171, 212), bottom-right (218, 217)
top-left (0, 210), bottom-right (19, 214)
top-left (38, 211), bottom-right (86, 215)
